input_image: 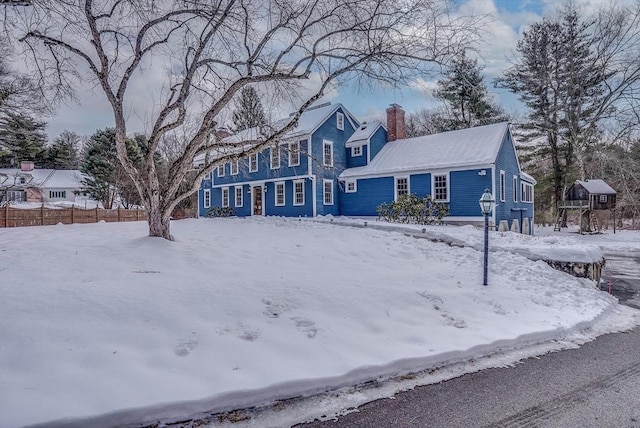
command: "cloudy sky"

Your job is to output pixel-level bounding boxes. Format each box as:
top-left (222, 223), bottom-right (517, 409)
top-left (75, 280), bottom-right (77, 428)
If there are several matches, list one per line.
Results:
top-left (24, 0), bottom-right (634, 141)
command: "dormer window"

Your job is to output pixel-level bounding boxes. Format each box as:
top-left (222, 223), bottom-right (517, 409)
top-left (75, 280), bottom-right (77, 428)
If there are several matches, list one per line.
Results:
top-left (351, 146), bottom-right (362, 157)
top-left (337, 112), bottom-right (344, 131)
top-left (19, 177), bottom-right (26, 184)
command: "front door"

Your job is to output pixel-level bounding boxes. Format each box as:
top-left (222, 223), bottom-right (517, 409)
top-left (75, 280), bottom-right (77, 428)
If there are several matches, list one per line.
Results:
top-left (253, 186), bottom-right (263, 215)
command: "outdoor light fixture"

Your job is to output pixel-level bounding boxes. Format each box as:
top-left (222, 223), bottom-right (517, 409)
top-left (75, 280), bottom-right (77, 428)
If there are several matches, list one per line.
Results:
top-left (479, 189), bottom-right (495, 286)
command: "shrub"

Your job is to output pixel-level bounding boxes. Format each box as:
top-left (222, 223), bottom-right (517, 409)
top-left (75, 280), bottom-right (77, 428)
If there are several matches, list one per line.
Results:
top-left (377, 194), bottom-right (449, 225)
top-left (205, 206), bottom-right (235, 218)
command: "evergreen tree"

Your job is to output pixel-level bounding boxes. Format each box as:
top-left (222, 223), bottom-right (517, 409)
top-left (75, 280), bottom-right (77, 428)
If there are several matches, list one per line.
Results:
top-left (435, 52), bottom-right (507, 130)
top-left (81, 128), bottom-right (119, 208)
top-left (0, 112), bottom-right (47, 167)
top-left (231, 87), bottom-right (267, 132)
top-left (44, 130), bottom-right (81, 169)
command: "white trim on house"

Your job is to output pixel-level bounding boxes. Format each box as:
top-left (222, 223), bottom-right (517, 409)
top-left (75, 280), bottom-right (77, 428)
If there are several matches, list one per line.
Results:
top-left (339, 163), bottom-right (494, 181)
top-left (345, 180), bottom-right (357, 193)
top-left (275, 181), bottom-right (285, 206)
top-left (204, 189), bottom-right (211, 208)
top-left (235, 185), bottom-right (243, 207)
top-left (521, 181), bottom-right (534, 203)
top-left (337, 112), bottom-right (344, 131)
top-left (323, 140), bottom-right (334, 167)
top-left (250, 182), bottom-right (266, 216)
top-left (311, 174), bottom-right (317, 216)
top-left (221, 187), bottom-right (230, 207)
top-left (218, 163), bottom-right (225, 177)
top-left (432, 172), bottom-right (450, 202)
top-left (513, 175), bottom-right (518, 202)
top-left (230, 159), bottom-right (239, 175)
top-left (207, 174), bottom-right (313, 189)
top-left (289, 141), bottom-right (301, 167)
top-left (249, 154), bottom-right (258, 172)
top-left (351, 146), bottom-right (362, 157)
top-left (293, 179), bottom-right (305, 206)
top-left (500, 170), bottom-right (506, 202)
top-left (323, 179), bottom-right (334, 205)
top-left (394, 176), bottom-right (409, 201)
top-left (270, 147), bottom-right (280, 170)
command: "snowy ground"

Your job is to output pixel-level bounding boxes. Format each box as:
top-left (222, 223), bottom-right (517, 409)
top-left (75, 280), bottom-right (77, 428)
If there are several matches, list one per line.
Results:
top-left (0, 218), bottom-right (638, 428)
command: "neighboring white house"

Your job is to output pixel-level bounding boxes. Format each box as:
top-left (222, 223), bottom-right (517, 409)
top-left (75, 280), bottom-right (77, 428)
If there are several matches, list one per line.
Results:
top-left (0, 161), bottom-right (88, 204)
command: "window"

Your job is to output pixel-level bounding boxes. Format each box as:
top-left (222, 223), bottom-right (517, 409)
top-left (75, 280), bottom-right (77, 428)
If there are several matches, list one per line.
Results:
top-left (275, 182), bottom-right (285, 206)
top-left (19, 176), bottom-right (26, 184)
top-left (6, 190), bottom-right (25, 202)
top-left (513, 176), bottom-right (518, 202)
top-left (521, 182), bottom-right (533, 203)
top-left (396, 177), bottom-right (408, 199)
top-left (270, 146), bottom-right (280, 169)
top-left (204, 189), bottom-right (211, 208)
top-left (500, 170), bottom-right (506, 202)
top-left (294, 180), bottom-right (305, 205)
top-left (49, 191), bottom-right (66, 199)
top-left (217, 163), bottom-right (225, 177)
top-left (235, 186), bottom-right (243, 207)
top-left (337, 112), bottom-right (344, 130)
top-left (222, 187), bottom-right (229, 207)
top-left (351, 146), bottom-right (362, 157)
top-left (433, 174), bottom-right (448, 201)
top-left (249, 153), bottom-right (258, 172)
top-left (289, 141), bottom-right (300, 166)
top-left (346, 181), bottom-right (357, 193)
top-left (230, 159), bottom-right (238, 175)
top-left (323, 140), bottom-right (333, 167)
top-left (323, 180), bottom-right (334, 205)
top-left (599, 194), bottom-right (608, 203)
top-left (204, 171), bottom-right (211, 180)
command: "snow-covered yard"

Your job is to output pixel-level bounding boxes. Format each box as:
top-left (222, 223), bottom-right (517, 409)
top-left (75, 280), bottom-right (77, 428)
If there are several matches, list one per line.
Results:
top-left (0, 218), bottom-right (638, 428)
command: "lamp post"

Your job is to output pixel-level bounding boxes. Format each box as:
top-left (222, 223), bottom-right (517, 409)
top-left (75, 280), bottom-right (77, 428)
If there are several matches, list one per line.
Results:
top-left (479, 189), bottom-right (495, 286)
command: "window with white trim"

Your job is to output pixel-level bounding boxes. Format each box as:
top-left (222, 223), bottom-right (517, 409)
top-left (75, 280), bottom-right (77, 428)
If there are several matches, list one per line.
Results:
top-left (49, 191), bottom-right (66, 199)
top-left (323, 180), bottom-right (334, 205)
top-left (351, 146), bottom-right (362, 157)
top-left (222, 187), bottom-right (229, 207)
top-left (289, 141), bottom-right (300, 166)
top-left (19, 176), bottom-right (26, 184)
top-left (230, 159), bottom-right (238, 175)
top-left (396, 177), bottom-right (408, 199)
top-left (235, 186), bottom-right (243, 207)
top-left (346, 180), bottom-right (357, 193)
top-left (270, 146), bottom-right (280, 169)
top-left (275, 182), bottom-right (285, 206)
top-left (599, 194), bottom-right (608, 203)
top-left (521, 182), bottom-right (533, 203)
top-left (513, 176), bottom-right (518, 202)
top-left (249, 153), bottom-right (258, 172)
top-left (217, 163), bottom-right (225, 177)
top-left (294, 180), bottom-right (305, 206)
top-left (433, 174), bottom-right (448, 201)
top-left (500, 170), bottom-right (506, 202)
top-left (204, 189), bottom-right (211, 208)
top-left (323, 140), bottom-right (333, 167)
top-left (337, 112), bottom-right (344, 130)
top-left (204, 171), bottom-right (211, 180)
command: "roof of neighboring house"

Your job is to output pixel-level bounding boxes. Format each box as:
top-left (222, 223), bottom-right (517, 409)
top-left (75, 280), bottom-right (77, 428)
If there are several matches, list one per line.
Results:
top-left (193, 102), bottom-right (358, 166)
top-left (577, 179), bottom-right (616, 195)
top-left (345, 120), bottom-right (384, 147)
top-left (340, 122), bottom-right (511, 179)
top-left (0, 168), bottom-right (85, 189)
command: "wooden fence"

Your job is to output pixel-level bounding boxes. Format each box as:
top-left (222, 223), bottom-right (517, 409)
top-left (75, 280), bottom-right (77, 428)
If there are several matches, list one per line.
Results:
top-left (0, 205), bottom-right (197, 228)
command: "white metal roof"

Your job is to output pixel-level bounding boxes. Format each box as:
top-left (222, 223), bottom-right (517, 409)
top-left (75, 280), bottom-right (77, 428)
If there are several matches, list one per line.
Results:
top-left (345, 120), bottom-right (384, 147)
top-left (577, 179), bottom-right (616, 194)
top-left (0, 168), bottom-right (85, 189)
top-left (340, 122), bottom-right (511, 179)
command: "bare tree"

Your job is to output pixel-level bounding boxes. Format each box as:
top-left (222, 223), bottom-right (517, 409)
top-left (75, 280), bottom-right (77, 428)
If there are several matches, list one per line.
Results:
top-left (11, 0), bottom-right (481, 239)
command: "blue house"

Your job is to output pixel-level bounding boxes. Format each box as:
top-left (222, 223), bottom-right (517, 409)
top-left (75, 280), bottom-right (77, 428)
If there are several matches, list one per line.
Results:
top-left (197, 103), bottom-right (536, 233)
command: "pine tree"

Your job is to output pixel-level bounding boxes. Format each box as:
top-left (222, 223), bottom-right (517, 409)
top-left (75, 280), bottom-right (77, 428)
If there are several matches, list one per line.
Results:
top-left (0, 112), bottom-right (47, 167)
top-left (231, 87), bottom-right (267, 132)
top-left (81, 128), bottom-right (119, 208)
top-left (435, 52), bottom-right (507, 130)
top-left (44, 130), bottom-right (81, 169)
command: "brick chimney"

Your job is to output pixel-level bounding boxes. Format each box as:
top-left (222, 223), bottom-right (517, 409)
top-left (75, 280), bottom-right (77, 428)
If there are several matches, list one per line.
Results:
top-left (20, 161), bottom-right (35, 172)
top-left (386, 103), bottom-right (406, 142)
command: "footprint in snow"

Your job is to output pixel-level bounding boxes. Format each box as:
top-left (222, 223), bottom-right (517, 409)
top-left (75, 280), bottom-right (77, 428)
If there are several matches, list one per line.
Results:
top-left (174, 333), bottom-right (198, 356)
top-left (216, 322), bottom-right (261, 342)
top-left (291, 317), bottom-right (318, 338)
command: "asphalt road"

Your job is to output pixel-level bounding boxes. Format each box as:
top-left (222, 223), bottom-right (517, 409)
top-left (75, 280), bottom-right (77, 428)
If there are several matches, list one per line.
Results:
top-left (298, 253), bottom-right (640, 428)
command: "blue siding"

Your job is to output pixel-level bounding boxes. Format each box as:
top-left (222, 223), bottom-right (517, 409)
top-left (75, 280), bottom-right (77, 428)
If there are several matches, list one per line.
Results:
top-left (265, 180), bottom-right (313, 217)
top-left (339, 177), bottom-right (394, 216)
top-left (409, 173), bottom-right (431, 197)
top-left (494, 131), bottom-right (533, 233)
top-left (449, 169), bottom-right (492, 217)
top-left (369, 127), bottom-right (387, 161)
top-left (347, 145), bottom-right (368, 168)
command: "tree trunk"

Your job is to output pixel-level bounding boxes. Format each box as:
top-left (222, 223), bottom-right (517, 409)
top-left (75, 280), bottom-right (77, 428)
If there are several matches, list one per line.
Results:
top-left (146, 196), bottom-right (172, 240)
